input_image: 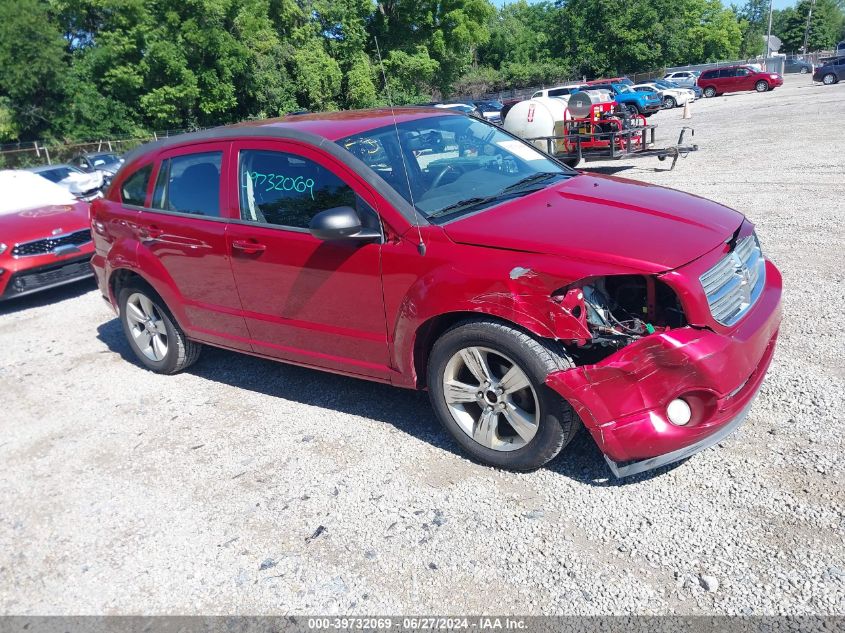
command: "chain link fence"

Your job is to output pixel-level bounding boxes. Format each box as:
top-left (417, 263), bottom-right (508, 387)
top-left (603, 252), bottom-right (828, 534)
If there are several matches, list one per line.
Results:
top-left (0, 128), bottom-right (199, 170)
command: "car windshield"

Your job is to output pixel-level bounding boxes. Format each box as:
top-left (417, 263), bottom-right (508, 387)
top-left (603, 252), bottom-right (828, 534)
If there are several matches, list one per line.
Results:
top-left (91, 153), bottom-right (120, 166)
top-left (338, 115), bottom-right (574, 222)
top-left (36, 166), bottom-right (78, 182)
top-left (615, 85), bottom-right (634, 94)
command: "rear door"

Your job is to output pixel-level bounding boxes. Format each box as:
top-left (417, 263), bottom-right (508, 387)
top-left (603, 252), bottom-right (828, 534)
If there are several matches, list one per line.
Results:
top-left (719, 67), bottom-right (738, 92)
top-left (224, 140), bottom-right (390, 379)
top-left (139, 143), bottom-right (252, 350)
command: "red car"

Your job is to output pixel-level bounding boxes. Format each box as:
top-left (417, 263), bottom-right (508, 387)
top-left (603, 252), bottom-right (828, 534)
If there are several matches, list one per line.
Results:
top-left (0, 171), bottom-right (94, 301)
top-left (90, 109), bottom-right (782, 477)
top-left (698, 65), bottom-right (784, 97)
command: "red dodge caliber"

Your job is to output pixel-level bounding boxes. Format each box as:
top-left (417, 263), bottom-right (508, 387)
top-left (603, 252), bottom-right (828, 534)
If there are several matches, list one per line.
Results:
top-left (90, 109), bottom-right (782, 477)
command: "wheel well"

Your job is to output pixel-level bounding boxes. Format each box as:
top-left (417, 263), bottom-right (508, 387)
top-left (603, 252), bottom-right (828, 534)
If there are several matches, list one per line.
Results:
top-left (413, 312), bottom-right (548, 389)
top-left (109, 269), bottom-right (148, 303)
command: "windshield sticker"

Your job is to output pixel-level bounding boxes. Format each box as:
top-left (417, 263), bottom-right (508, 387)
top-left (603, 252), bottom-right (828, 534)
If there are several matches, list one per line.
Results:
top-left (245, 172), bottom-right (315, 200)
top-left (495, 140), bottom-right (542, 161)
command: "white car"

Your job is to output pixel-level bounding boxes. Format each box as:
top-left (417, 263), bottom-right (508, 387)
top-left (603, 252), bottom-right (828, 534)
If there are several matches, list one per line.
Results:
top-left (27, 164), bottom-right (104, 202)
top-left (663, 71), bottom-right (700, 87)
top-left (530, 85), bottom-right (583, 100)
top-left (633, 83), bottom-right (694, 109)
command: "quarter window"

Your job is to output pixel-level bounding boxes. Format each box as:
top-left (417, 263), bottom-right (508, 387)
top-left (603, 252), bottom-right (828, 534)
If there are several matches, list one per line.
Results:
top-left (152, 151), bottom-right (222, 217)
top-left (238, 150), bottom-right (358, 229)
top-left (121, 165), bottom-right (152, 206)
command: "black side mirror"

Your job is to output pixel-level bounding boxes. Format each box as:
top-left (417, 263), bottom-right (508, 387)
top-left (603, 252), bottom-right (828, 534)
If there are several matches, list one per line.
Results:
top-left (309, 206), bottom-right (381, 242)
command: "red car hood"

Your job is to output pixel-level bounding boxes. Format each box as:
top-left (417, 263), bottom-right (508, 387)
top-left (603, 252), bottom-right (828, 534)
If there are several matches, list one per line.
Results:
top-left (441, 174), bottom-right (744, 272)
top-left (0, 201), bottom-right (90, 245)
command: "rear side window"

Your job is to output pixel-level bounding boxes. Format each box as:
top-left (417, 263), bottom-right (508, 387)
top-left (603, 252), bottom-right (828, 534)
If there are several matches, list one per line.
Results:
top-left (238, 150), bottom-right (357, 229)
top-left (121, 165), bottom-right (152, 206)
top-left (152, 151), bottom-right (222, 217)
top-left (719, 68), bottom-right (737, 78)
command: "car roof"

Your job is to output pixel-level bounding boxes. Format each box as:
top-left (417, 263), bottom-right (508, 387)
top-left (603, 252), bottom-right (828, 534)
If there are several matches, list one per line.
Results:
top-left (123, 107), bottom-right (459, 161)
top-left (243, 107), bottom-right (459, 140)
top-left (119, 107), bottom-right (460, 228)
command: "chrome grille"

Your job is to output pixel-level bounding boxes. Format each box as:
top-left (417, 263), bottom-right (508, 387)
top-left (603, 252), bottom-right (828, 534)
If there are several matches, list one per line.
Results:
top-left (700, 234), bottom-right (766, 326)
top-left (12, 229), bottom-right (92, 258)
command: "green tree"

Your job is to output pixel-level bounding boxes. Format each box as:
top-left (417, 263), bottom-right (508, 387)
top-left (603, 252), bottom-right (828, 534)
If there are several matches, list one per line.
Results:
top-left (736, 0), bottom-right (770, 57)
top-left (372, 0), bottom-right (494, 93)
top-left (0, 0), bottom-right (68, 139)
top-left (775, 0), bottom-right (845, 52)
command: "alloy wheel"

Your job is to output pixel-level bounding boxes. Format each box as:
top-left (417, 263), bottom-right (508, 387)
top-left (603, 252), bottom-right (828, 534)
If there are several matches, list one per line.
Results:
top-left (442, 346), bottom-right (540, 452)
top-left (755, 80), bottom-right (769, 92)
top-left (125, 292), bottom-right (169, 362)
top-left (823, 73), bottom-right (836, 85)
top-left (704, 87), bottom-right (716, 98)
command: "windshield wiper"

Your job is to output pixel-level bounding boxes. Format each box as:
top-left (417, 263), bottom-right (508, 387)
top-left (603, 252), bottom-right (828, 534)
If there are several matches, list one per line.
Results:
top-left (500, 171), bottom-right (561, 193)
top-left (427, 173), bottom-right (564, 219)
top-left (427, 195), bottom-right (501, 218)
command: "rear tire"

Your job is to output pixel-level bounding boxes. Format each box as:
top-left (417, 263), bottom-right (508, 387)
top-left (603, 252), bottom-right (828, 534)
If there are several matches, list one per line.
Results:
top-left (799, 67), bottom-right (809, 74)
top-left (118, 283), bottom-right (201, 374)
top-left (703, 86), bottom-right (716, 98)
top-left (755, 80), bottom-right (769, 92)
top-left (822, 73), bottom-right (837, 85)
top-left (427, 318), bottom-right (580, 471)
top-left (560, 156), bottom-right (580, 169)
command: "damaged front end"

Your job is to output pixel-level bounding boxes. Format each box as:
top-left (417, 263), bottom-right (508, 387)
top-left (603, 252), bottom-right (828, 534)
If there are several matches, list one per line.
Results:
top-left (538, 262), bottom-right (782, 478)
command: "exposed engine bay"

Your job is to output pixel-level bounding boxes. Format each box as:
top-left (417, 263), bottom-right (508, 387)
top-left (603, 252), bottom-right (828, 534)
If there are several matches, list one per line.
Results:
top-left (553, 275), bottom-right (687, 364)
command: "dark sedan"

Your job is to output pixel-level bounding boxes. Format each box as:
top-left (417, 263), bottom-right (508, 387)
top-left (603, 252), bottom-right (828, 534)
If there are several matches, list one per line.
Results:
top-left (813, 57), bottom-right (844, 85)
top-left (784, 57), bottom-right (813, 74)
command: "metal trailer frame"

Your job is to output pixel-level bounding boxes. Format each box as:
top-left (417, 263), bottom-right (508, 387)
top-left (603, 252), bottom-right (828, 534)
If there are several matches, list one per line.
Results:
top-left (527, 125), bottom-right (698, 170)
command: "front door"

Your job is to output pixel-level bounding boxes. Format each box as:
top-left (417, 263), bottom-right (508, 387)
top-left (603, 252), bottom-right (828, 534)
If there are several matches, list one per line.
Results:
top-left (139, 142), bottom-right (251, 350)
top-left (225, 140), bottom-right (390, 380)
top-left (735, 67), bottom-right (754, 90)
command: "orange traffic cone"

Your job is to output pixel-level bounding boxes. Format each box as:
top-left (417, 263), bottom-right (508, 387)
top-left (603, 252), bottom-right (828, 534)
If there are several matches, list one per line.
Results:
top-left (683, 100), bottom-right (692, 119)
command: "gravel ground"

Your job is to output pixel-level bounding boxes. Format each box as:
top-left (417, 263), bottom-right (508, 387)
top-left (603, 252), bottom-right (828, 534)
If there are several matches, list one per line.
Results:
top-left (1, 75), bottom-right (843, 616)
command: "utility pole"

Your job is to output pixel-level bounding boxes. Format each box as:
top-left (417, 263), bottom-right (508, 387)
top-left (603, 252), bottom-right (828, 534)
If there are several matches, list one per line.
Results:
top-left (765, 0), bottom-right (774, 60)
top-left (802, 0), bottom-right (817, 55)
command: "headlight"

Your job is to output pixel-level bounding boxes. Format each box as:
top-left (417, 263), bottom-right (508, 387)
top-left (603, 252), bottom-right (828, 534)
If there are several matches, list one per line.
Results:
top-left (0, 243), bottom-right (7, 255)
top-left (770, 74), bottom-right (778, 79)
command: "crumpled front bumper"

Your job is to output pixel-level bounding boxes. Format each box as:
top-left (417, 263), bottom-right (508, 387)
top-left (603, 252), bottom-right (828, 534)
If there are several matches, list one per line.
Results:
top-left (546, 260), bottom-right (782, 477)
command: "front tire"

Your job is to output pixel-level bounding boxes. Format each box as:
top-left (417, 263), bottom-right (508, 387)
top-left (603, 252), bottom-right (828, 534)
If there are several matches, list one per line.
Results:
top-left (427, 319), bottom-right (579, 471)
top-left (662, 96), bottom-right (676, 109)
top-left (703, 86), bottom-right (716, 98)
top-left (119, 283), bottom-right (201, 374)
top-left (755, 80), bottom-right (769, 92)
top-left (822, 73), bottom-right (837, 85)
top-left (799, 67), bottom-right (809, 74)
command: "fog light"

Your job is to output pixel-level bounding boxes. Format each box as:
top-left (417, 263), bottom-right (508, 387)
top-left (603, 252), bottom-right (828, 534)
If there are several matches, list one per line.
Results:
top-left (667, 398), bottom-right (692, 426)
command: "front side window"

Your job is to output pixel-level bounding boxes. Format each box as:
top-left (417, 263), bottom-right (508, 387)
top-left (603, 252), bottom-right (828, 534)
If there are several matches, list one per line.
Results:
top-left (121, 165), bottom-right (152, 206)
top-left (338, 114), bottom-right (574, 222)
top-left (238, 150), bottom-right (359, 229)
top-left (152, 151), bottom-right (222, 217)
top-left (736, 68), bottom-right (751, 77)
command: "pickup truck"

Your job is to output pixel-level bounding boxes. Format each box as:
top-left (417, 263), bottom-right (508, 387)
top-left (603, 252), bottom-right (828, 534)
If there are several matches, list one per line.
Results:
top-left (580, 82), bottom-right (662, 117)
